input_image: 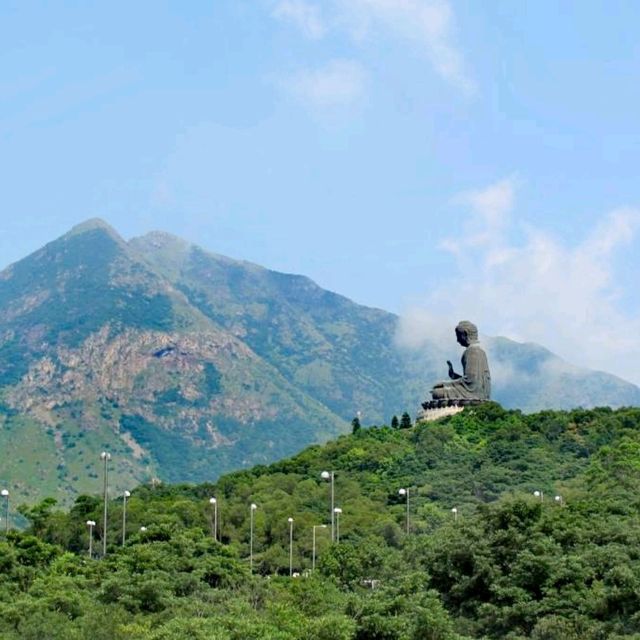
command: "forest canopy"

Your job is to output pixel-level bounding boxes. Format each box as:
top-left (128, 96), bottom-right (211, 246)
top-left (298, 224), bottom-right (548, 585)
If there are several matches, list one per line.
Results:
top-left (2, 404), bottom-right (640, 639)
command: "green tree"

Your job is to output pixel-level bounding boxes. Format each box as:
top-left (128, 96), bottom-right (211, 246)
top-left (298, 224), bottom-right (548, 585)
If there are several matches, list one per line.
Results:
top-left (391, 415), bottom-right (399, 430)
top-left (351, 417), bottom-right (361, 434)
top-left (400, 412), bottom-right (412, 429)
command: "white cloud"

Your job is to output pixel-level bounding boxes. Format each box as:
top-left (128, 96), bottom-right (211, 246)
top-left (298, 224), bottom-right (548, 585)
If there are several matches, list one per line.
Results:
top-left (268, 0), bottom-right (472, 93)
top-left (282, 59), bottom-right (368, 110)
top-left (442, 177), bottom-right (517, 259)
top-left (272, 0), bottom-right (325, 39)
top-left (402, 178), bottom-right (640, 385)
top-left (458, 176), bottom-right (516, 228)
top-left (395, 308), bottom-right (453, 351)
top-left (337, 0), bottom-right (473, 92)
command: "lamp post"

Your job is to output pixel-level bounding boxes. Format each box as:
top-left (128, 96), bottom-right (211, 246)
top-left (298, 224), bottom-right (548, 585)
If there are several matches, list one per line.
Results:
top-left (250, 503), bottom-right (257, 573)
top-left (533, 490), bottom-right (544, 503)
top-left (554, 495), bottom-right (564, 506)
top-left (209, 497), bottom-right (218, 541)
top-left (334, 507), bottom-right (342, 543)
top-left (312, 524), bottom-right (327, 571)
top-left (1, 489), bottom-right (8, 535)
top-left (287, 517), bottom-right (294, 577)
top-left (321, 470), bottom-right (335, 541)
top-left (100, 451), bottom-right (111, 556)
top-left (122, 490), bottom-right (131, 547)
top-left (451, 507), bottom-right (458, 522)
top-left (86, 520), bottom-right (96, 558)
top-left (140, 526), bottom-right (147, 533)
top-left (398, 488), bottom-right (410, 534)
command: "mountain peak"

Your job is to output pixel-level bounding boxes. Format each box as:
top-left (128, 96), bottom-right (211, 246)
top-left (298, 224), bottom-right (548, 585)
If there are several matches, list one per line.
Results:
top-left (65, 218), bottom-right (123, 242)
top-left (133, 230), bottom-right (192, 252)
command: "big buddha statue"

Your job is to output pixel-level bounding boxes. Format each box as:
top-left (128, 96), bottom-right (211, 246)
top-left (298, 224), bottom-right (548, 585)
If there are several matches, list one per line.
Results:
top-left (427, 320), bottom-right (491, 406)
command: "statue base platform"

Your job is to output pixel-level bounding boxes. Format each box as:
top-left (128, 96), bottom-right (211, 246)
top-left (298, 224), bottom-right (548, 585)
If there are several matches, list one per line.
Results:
top-left (416, 399), bottom-right (484, 423)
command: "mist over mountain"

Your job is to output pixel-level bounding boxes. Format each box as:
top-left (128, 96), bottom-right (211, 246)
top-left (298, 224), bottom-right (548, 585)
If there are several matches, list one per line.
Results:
top-left (1, 219), bottom-right (638, 502)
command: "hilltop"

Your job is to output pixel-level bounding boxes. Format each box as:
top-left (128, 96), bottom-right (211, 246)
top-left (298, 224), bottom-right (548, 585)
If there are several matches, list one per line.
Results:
top-left (4, 405), bottom-right (640, 638)
top-left (0, 219), bottom-right (639, 503)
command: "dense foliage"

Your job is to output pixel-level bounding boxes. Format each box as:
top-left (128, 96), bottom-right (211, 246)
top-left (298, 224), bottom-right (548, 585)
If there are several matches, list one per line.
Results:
top-left (3, 405), bottom-right (640, 638)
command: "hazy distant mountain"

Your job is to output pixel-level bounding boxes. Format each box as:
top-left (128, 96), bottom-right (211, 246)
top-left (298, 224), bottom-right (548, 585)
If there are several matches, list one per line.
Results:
top-left (1, 219), bottom-right (638, 502)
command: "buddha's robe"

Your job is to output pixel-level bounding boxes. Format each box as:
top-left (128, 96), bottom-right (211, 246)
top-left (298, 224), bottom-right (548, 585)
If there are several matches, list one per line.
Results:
top-left (431, 343), bottom-right (491, 401)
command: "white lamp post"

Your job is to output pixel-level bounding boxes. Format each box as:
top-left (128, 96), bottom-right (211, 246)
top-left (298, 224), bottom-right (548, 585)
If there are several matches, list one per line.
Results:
top-left (533, 490), bottom-right (544, 503)
top-left (250, 503), bottom-right (257, 573)
top-left (554, 495), bottom-right (564, 506)
top-left (312, 524), bottom-right (327, 571)
top-left (398, 488), bottom-right (410, 534)
top-left (122, 490), bottom-right (131, 546)
top-left (451, 507), bottom-right (458, 522)
top-left (334, 507), bottom-right (342, 543)
top-left (1, 489), bottom-right (8, 535)
top-left (287, 517), bottom-right (294, 577)
top-left (209, 497), bottom-right (218, 541)
top-left (86, 520), bottom-right (96, 558)
top-left (321, 471), bottom-right (335, 541)
top-left (140, 526), bottom-right (147, 533)
top-left (100, 451), bottom-right (111, 556)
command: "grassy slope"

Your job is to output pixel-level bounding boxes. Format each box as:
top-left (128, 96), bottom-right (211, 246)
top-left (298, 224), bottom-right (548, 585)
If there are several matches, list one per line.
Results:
top-left (0, 410), bottom-right (147, 514)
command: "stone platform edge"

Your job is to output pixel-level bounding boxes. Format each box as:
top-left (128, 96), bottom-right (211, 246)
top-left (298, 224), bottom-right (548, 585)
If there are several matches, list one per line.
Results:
top-left (416, 399), bottom-right (487, 423)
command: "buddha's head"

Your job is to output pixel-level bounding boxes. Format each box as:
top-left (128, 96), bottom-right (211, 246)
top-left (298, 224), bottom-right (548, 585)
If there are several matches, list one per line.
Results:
top-left (455, 320), bottom-right (478, 347)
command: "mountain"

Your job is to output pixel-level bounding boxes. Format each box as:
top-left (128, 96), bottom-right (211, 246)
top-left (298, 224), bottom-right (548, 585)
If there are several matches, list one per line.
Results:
top-left (130, 231), bottom-right (414, 423)
top-left (0, 220), bottom-right (345, 502)
top-left (0, 220), bottom-right (639, 503)
top-left (130, 230), bottom-right (640, 416)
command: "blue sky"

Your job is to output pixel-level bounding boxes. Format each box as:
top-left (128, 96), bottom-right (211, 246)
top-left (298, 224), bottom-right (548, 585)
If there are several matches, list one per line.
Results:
top-left (1, 1), bottom-right (639, 383)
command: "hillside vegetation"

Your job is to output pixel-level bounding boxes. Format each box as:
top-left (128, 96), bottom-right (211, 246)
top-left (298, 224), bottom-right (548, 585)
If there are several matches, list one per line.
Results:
top-left (3, 405), bottom-right (640, 639)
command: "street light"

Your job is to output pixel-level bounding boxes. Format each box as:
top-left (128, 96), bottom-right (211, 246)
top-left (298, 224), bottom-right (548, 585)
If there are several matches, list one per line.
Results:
top-left (398, 488), bottom-right (410, 534)
top-left (209, 497), bottom-right (218, 542)
top-left (86, 520), bottom-right (96, 558)
top-left (287, 517), bottom-right (294, 577)
top-left (122, 490), bottom-right (131, 546)
top-left (1, 489), bottom-right (8, 535)
top-left (334, 507), bottom-right (342, 543)
top-left (140, 526), bottom-right (147, 533)
top-left (250, 503), bottom-right (257, 573)
top-left (321, 470), bottom-right (335, 541)
top-left (312, 524), bottom-right (327, 571)
top-left (100, 451), bottom-right (111, 556)
top-left (554, 495), bottom-right (564, 506)
top-left (451, 507), bottom-right (458, 522)
top-left (533, 490), bottom-right (544, 502)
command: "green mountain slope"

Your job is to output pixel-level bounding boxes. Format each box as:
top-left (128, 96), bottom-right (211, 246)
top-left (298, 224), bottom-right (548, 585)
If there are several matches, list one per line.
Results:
top-left (131, 230), bottom-right (640, 416)
top-left (131, 231), bottom-right (411, 422)
top-left (0, 220), bottom-right (346, 502)
top-left (5, 406), bottom-right (640, 639)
